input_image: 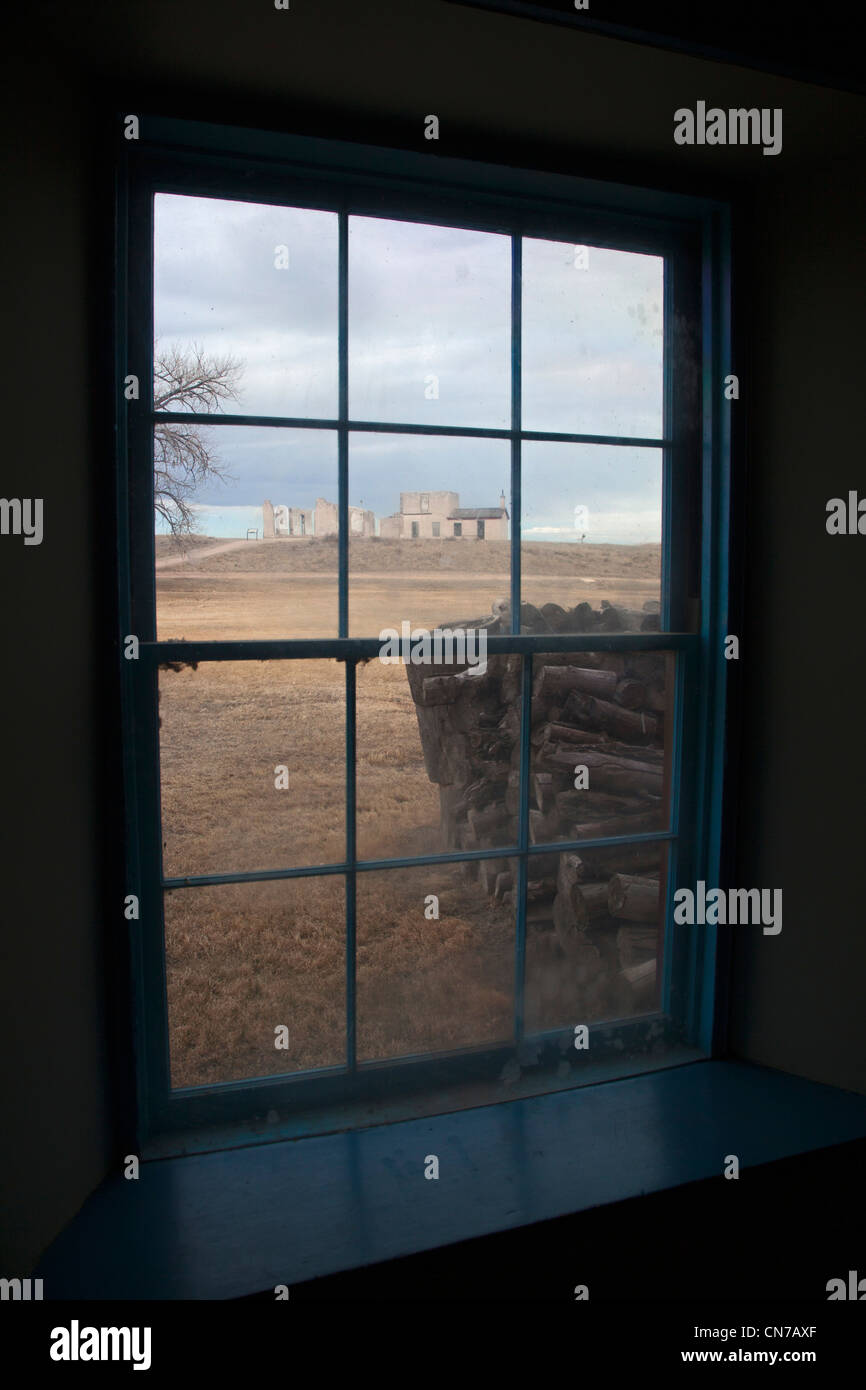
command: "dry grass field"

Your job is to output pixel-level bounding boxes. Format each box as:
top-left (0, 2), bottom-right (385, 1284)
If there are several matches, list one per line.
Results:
top-left (158, 537), bottom-right (661, 1089)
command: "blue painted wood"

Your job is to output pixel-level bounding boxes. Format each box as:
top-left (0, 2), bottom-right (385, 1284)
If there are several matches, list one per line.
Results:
top-left (37, 1062), bottom-right (866, 1300)
top-left (142, 632), bottom-right (695, 664)
top-left (137, 113), bottom-right (728, 224)
top-left (155, 409), bottom-right (668, 449)
top-left (120, 114), bottom-right (727, 1144)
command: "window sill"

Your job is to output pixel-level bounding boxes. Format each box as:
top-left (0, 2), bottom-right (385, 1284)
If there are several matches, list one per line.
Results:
top-left (37, 1059), bottom-right (866, 1299)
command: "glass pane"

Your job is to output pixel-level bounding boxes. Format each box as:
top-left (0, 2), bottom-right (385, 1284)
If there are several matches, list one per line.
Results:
top-left (529, 649), bottom-right (673, 843)
top-left (357, 652), bottom-right (521, 862)
top-left (154, 426), bottom-right (338, 640)
top-left (154, 194), bottom-right (338, 419)
top-left (349, 215), bottom-right (510, 427)
top-left (356, 860), bottom-right (515, 1062)
top-left (159, 660), bottom-right (345, 877)
top-left (349, 432), bottom-right (510, 637)
top-left (521, 440), bottom-right (662, 629)
top-left (165, 876), bottom-right (345, 1088)
top-left (522, 237), bottom-right (664, 438)
top-left (524, 844), bottom-right (666, 1033)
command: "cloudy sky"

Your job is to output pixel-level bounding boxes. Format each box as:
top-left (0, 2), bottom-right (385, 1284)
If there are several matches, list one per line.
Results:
top-left (154, 193), bottom-right (663, 542)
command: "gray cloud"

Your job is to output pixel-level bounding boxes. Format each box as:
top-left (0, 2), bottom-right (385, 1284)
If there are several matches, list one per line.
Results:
top-left (154, 194), bottom-right (664, 542)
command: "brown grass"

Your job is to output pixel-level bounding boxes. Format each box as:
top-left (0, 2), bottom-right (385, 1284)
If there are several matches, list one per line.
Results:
top-left (158, 540), bottom-right (661, 1088)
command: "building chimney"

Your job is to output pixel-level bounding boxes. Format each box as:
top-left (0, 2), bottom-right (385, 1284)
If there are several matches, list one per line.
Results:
top-left (499, 490), bottom-right (506, 511)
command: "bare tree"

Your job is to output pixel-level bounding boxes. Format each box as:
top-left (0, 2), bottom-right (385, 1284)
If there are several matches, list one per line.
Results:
top-left (154, 342), bottom-right (243, 539)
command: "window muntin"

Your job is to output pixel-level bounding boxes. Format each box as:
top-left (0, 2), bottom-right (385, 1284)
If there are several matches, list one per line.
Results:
top-left (123, 132), bottom-right (722, 1138)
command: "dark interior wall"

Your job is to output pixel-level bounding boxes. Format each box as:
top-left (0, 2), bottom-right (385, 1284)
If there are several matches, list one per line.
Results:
top-left (0, 75), bottom-right (113, 1275)
top-left (1, 0), bottom-right (863, 1274)
top-left (732, 158), bottom-right (866, 1094)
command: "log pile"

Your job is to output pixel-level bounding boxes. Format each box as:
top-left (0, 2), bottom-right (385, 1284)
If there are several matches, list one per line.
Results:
top-left (405, 597), bottom-right (668, 1014)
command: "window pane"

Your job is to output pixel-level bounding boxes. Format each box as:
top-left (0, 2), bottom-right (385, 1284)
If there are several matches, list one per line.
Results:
top-left (154, 426), bottom-right (338, 640)
top-left (159, 660), bottom-right (345, 878)
top-left (154, 194), bottom-right (338, 419)
top-left (521, 440), bottom-right (662, 629)
top-left (165, 876), bottom-right (345, 1089)
top-left (349, 432), bottom-right (510, 637)
top-left (522, 238), bottom-right (664, 438)
top-left (529, 648), bottom-right (673, 843)
top-left (356, 652), bottom-right (521, 862)
top-left (524, 844), bottom-right (666, 1034)
top-left (349, 216), bottom-right (510, 427)
top-left (356, 861), bottom-right (515, 1062)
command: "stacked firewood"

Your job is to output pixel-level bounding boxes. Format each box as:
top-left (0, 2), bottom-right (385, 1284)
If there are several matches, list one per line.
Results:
top-left (405, 597), bottom-right (668, 1013)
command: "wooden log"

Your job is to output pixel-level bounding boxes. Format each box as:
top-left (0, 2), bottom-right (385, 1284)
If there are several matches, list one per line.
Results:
top-left (497, 704), bottom-right (521, 741)
top-left (535, 722), bottom-right (608, 748)
top-left (569, 602), bottom-right (600, 631)
top-left (527, 876), bottom-right (557, 899)
top-left (494, 871), bottom-right (513, 902)
top-left (553, 853), bottom-right (590, 939)
top-left (616, 926), bottom-right (658, 966)
top-left (608, 873), bottom-right (660, 923)
top-left (578, 881), bottom-right (611, 921)
top-left (529, 808), bottom-right (559, 844)
top-left (537, 745), bottom-right (663, 798)
top-left (597, 603), bottom-right (645, 631)
top-left (531, 694), bottom-right (563, 727)
top-left (624, 653), bottom-right (666, 683)
top-left (621, 957), bottom-right (657, 985)
top-left (500, 654), bottom-right (522, 704)
top-left (533, 772), bottom-right (557, 814)
top-left (562, 690), bottom-right (658, 744)
top-left (420, 662), bottom-right (496, 705)
top-left (574, 842), bottom-right (662, 880)
top-left (530, 650), bottom-right (605, 669)
top-left (555, 789), bottom-right (650, 821)
top-left (586, 739), bottom-right (665, 765)
top-left (572, 810), bottom-right (663, 842)
top-left (457, 820), bottom-right (479, 852)
top-left (533, 664), bottom-right (619, 703)
top-left (556, 851), bottom-right (584, 904)
top-left (552, 859), bottom-right (611, 945)
top-left (467, 804), bottom-right (509, 839)
top-left (540, 602), bottom-right (572, 632)
top-left (554, 890), bottom-right (586, 942)
top-left (613, 678), bottom-right (646, 710)
top-left (439, 785), bottom-right (462, 842)
top-left (479, 857), bottom-right (508, 894)
top-left (595, 653), bottom-right (628, 678)
top-left (435, 731), bottom-right (472, 784)
top-left (528, 852), bottom-right (559, 879)
top-left (644, 681), bottom-right (667, 713)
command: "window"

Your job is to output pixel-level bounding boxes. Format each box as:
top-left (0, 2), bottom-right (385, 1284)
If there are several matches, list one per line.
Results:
top-left (118, 117), bottom-right (730, 1142)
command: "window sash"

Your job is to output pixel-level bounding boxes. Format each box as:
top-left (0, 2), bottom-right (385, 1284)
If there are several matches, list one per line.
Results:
top-left (117, 119), bottom-right (731, 1139)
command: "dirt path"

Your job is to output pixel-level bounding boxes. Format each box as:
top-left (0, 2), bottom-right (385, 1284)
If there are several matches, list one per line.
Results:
top-left (155, 538), bottom-right (267, 570)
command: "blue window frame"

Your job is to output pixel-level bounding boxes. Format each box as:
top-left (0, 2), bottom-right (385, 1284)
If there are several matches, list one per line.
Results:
top-left (115, 116), bottom-right (732, 1145)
